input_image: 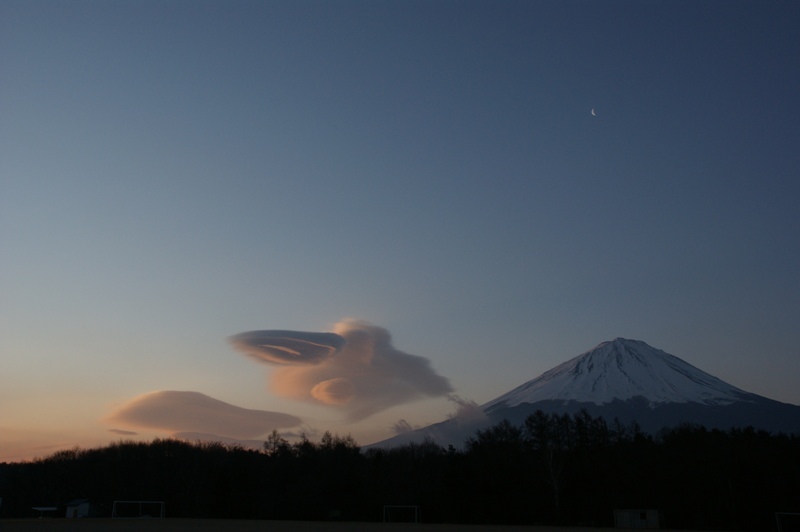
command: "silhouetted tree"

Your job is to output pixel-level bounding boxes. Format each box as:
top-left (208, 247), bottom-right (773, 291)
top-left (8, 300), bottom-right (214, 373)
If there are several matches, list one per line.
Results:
top-left (1, 416), bottom-right (798, 529)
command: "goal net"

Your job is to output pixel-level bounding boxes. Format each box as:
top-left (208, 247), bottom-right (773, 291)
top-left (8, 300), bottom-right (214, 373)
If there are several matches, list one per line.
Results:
top-left (776, 513), bottom-right (800, 532)
top-left (112, 500), bottom-right (165, 519)
top-left (383, 505), bottom-right (419, 523)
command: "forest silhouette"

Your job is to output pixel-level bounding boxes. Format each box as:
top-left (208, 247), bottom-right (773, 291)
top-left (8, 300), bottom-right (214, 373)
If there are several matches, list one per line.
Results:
top-left (1, 410), bottom-right (797, 530)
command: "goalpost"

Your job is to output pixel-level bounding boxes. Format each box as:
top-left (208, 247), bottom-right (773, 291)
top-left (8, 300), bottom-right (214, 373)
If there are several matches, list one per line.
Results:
top-left (112, 500), bottom-right (165, 519)
top-left (383, 505), bottom-right (419, 523)
top-left (776, 513), bottom-right (800, 532)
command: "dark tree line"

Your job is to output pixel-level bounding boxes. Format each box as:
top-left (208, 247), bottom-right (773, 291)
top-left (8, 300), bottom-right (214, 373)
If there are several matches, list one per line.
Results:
top-left (1, 412), bottom-right (798, 530)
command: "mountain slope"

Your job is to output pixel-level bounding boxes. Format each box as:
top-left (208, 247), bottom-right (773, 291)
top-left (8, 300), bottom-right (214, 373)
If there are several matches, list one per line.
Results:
top-left (483, 338), bottom-right (749, 411)
top-left (368, 338), bottom-right (800, 449)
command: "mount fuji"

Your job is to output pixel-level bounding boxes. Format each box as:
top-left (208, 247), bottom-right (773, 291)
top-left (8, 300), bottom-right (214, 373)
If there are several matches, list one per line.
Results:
top-left (369, 338), bottom-right (800, 449)
top-left (483, 337), bottom-right (748, 410)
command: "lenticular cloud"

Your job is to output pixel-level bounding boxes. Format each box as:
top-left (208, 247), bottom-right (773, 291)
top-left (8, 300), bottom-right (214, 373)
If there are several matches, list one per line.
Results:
top-left (230, 320), bottom-right (453, 421)
top-left (229, 330), bottom-right (346, 365)
top-left (107, 390), bottom-right (302, 439)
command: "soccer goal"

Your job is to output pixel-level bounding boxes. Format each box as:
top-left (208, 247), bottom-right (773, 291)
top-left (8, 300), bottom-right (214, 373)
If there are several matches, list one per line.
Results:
top-left (383, 505), bottom-right (419, 523)
top-left (776, 513), bottom-right (800, 532)
top-left (112, 500), bottom-right (165, 519)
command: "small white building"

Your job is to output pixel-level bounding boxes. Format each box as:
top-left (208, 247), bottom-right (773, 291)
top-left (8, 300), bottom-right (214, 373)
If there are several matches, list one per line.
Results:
top-left (614, 508), bottom-right (660, 529)
top-left (65, 499), bottom-right (91, 518)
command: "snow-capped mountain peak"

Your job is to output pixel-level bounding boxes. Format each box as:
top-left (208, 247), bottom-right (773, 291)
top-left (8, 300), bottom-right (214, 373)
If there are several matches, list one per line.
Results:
top-left (368, 338), bottom-right (799, 450)
top-left (483, 338), bottom-right (748, 410)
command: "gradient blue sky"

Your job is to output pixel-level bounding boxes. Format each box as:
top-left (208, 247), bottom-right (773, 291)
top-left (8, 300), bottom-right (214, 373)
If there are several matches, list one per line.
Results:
top-left (2, 0), bottom-right (798, 461)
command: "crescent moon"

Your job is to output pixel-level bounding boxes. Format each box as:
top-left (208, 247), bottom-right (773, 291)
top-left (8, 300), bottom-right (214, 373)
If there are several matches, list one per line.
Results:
top-left (591, 108), bottom-right (596, 116)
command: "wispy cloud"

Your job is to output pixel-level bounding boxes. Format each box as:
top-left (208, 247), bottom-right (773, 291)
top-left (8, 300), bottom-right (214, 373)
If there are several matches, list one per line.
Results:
top-left (108, 428), bottom-right (138, 436)
top-left (106, 390), bottom-right (302, 439)
top-left (171, 432), bottom-right (268, 450)
top-left (230, 320), bottom-right (453, 421)
top-left (445, 394), bottom-right (487, 424)
top-left (391, 419), bottom-right (417, 435)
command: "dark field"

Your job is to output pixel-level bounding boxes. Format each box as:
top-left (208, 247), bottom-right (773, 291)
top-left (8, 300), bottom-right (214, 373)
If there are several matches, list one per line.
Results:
top-left (0, 520), bottom-right (709, 532)
top-left (4, 420), bottom-right (786, 530)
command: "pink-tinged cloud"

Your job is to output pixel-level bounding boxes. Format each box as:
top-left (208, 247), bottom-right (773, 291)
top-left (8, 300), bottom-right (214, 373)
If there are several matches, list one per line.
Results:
top-left (310, 378), bottom-right (356, 405)
top-left (231, 320), bottom-right (453, 421)
top-left (106, 391), bottom-right (302, 439)
top-left (228, 330), bottom-right (346, 365)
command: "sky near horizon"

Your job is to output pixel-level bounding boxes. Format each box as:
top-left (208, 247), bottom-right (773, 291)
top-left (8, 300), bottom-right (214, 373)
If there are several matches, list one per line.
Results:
top-left (2, 0), bottom-right (799, 462)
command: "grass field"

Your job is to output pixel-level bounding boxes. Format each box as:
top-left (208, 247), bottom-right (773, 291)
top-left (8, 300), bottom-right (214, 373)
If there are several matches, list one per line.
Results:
top-left (0, 519), bottom-right (707, 532)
